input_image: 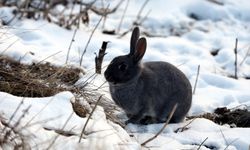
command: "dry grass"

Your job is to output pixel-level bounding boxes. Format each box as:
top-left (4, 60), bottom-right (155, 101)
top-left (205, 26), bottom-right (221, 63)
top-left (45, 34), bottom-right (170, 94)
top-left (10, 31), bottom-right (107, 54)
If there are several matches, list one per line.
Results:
top-left (0, 55), bottom-right (83, 97)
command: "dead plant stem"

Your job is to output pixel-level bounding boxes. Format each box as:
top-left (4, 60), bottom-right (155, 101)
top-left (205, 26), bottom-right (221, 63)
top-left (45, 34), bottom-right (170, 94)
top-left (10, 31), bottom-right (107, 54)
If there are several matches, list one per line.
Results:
top-left (66, 29), bottom-right (77, 64)
top-left (79, 95), bottom-right (103, 143)
top-left (234, 38), bottom-right (238, 79)
top-left (141, 103), bottom-right (178, 146)
top-left (79, 16), bottom-right (103, 66)
top-left (193, 65), bottom-right (200, 95)
top-left (117, 0), bottom-right (130, 33)
top-left (197, 137), bottom-right (208, 150)
top-left (46, 111), bottom-right (74, 150)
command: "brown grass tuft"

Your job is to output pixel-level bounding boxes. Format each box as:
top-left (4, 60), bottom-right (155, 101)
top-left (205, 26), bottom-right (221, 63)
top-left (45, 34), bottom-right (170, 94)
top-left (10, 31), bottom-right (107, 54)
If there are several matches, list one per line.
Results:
top-left (0, 55), bottom-right (84, 97)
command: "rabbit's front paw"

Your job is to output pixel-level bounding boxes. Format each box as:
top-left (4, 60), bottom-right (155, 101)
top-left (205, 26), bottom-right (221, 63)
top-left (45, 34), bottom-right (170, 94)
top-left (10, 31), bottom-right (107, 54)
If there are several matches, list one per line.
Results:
top-left (125, 115), bottom-right (142, 125)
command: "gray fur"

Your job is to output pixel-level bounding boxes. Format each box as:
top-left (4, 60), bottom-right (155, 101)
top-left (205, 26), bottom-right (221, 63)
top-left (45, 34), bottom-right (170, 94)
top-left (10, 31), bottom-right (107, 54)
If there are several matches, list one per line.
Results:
top-left (104, 27), bottom-right (192, 124)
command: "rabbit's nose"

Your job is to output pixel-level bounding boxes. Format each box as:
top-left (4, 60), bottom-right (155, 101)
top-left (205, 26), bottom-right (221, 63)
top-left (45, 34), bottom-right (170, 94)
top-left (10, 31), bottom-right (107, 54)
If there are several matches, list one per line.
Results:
top-left (104, 70), bottom-right (109, 80)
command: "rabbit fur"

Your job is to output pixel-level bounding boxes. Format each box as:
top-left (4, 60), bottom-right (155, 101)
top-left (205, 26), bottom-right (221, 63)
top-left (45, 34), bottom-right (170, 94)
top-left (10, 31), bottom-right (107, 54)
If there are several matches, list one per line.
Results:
top-left (104, 27), bottom-right (192, 124)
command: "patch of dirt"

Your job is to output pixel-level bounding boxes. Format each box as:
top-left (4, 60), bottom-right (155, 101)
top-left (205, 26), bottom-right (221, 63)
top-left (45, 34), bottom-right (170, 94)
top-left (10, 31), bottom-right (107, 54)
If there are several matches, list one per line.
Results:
top-left (188, 107), bottom-right (250, 127)
top-left (0, 55), bottom-right (84, 97)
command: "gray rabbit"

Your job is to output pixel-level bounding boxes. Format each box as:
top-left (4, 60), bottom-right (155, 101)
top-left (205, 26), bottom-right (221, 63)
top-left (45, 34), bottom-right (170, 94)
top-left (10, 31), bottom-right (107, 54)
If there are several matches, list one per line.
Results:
top-left (104, 27), bottom-right (192, 124)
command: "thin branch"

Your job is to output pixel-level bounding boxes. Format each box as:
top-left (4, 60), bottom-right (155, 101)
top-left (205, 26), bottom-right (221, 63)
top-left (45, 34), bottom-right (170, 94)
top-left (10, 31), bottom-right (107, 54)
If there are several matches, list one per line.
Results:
top-left (79, 16), bottom-right (103, 66)
top-left (193, 65), bottom-right (200, 95)
top-left (37, 51), bottom-right (62, 65)
top-left (3, 105), bottom-right (31, 144)
top-left (234, 38), bottom-right (238, 79)
top-left (0, 39), bottom-right (19, 55)
top-left (24, 97), bottom-right (56, 127)
top-left (46, 111), bottom-right (74, 150)
top-left (95, 41), bottom-right (108, 74)
top-left (88, 0), bottom-right (123, 16)
top-left (220, 128), bottom-right (229, 146)
top-left (66, 29), bottom-right (77, 64)
top-left (141, 104), bottom-right (178, 146)
top-left (175, 118), bottom-right (196, 133)
top-left (136, 0), bottom-right (150, 20)
top-left (117, 0), bottom-right (130, 33)
top-left (224, 138), bottom-right (239, 150)
top-left (197, 137), bottom-right (208, 150)
top-left (79, 95), bottom-right (103, 143)
top-left (2, 98), bottom-right (24, 132)
top-left (135, 9), bottom-right (151, 25)
top-left (240, 46), bottom-right (250, 66)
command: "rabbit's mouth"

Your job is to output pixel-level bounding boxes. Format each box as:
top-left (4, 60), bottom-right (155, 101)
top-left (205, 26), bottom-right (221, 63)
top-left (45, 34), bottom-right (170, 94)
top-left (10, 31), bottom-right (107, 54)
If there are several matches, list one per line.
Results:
top-left (106, 78), bottom-right (117, 85)
top-left (104, 74), bottom-right (117, 84)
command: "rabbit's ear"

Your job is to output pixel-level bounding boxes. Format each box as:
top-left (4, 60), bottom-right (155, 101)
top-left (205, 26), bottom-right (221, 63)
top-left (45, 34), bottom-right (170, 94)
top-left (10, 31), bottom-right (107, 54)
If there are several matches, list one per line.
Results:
top-left (133, 37), bottom-right (147, 63)
top-left (130, 27), bottom-right (140, 55)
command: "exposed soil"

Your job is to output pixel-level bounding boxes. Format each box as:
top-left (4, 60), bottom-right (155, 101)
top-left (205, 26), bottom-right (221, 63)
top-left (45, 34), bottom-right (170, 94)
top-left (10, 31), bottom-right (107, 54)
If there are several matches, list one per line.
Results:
top-left (188, 107), bottom-right (250, 127)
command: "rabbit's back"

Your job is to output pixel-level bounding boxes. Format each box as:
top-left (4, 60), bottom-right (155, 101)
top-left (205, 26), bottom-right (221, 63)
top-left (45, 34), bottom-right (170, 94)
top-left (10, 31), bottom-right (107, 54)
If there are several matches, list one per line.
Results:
top-left (139, 61), bottom-right (192, 123)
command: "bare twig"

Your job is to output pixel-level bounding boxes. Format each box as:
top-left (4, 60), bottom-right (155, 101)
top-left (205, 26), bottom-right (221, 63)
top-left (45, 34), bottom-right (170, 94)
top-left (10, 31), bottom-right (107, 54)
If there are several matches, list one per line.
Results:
top-left (95, 41), bottom-right (108, 74)
top-left (3, 105), bottom-right (31, 144)
top-left (118, 0), bottom-right (150, 38)
top-left (46, 111), bottom-right (74, 150)
top-left (136, 0), bottom-right (150, 21)
top-left (240, 46), bottom-right (250, 66)
top-left (88, 0), bottom-right (123, 16)
top-left (197, 137), bottom-right (208, 150)
top-left (224, 138), bottom-right (239, 150)
top-left (206, 0), bottom-right (224, 5)
top-left (193, 65), bottom-right (200, 95)
top-left (135, 9), bottom-right (151, 25)
top-left (141, 104), bottom-right (178, 146)
top-left (234, 38), bottom-right (238, 79)
top-left (66, 29), bottom-right (77, 64)
top-left (79, 16), bottom-right (103, 66)
top-left (37, 51), bottom-right (62, 65)
top-left (0, 39), bottom-right (19, 56)
top-left (2, 98), bottom-right (24, 132)
top-left (79, 95), bottom-right (103, 143)
top-left (175, 118), bottom-right (196, 133)
top-left (117, 0), bottom-right (130, 33)
top-left (220, 128), bottom-right (229, 146)
top-left (24, 97), bottom-right (55, 127)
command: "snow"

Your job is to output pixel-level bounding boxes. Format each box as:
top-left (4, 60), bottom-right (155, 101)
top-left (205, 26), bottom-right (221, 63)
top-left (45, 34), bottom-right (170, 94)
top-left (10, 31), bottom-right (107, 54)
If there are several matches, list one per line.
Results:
top-left (1, 0), bottom-right (250, 149)
top-left (0, 91), bottom-right (138, 150)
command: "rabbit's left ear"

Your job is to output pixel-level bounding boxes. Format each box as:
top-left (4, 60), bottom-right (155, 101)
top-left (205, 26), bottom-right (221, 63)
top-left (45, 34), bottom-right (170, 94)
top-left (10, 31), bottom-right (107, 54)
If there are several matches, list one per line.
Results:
top-left (133, 37), bottom-right (147, 63)
top-left (130, 27), bottom-right (140, 56)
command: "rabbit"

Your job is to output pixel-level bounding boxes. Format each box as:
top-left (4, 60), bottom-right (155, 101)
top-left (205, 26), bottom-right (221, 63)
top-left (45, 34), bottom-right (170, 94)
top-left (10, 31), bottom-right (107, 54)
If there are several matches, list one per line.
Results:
top-left (104, 27), bottom-right (192, 125)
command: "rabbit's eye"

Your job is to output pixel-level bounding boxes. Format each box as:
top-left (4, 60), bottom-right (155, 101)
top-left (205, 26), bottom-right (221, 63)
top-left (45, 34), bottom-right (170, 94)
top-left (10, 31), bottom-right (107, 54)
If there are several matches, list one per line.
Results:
top-left (118, 63), bottom-right (128, 71)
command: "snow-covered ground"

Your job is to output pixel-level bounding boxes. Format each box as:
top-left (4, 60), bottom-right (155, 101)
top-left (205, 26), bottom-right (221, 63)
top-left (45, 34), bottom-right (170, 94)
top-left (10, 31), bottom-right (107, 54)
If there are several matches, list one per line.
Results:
top-left (1, 0), bottom-right (250, 149)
